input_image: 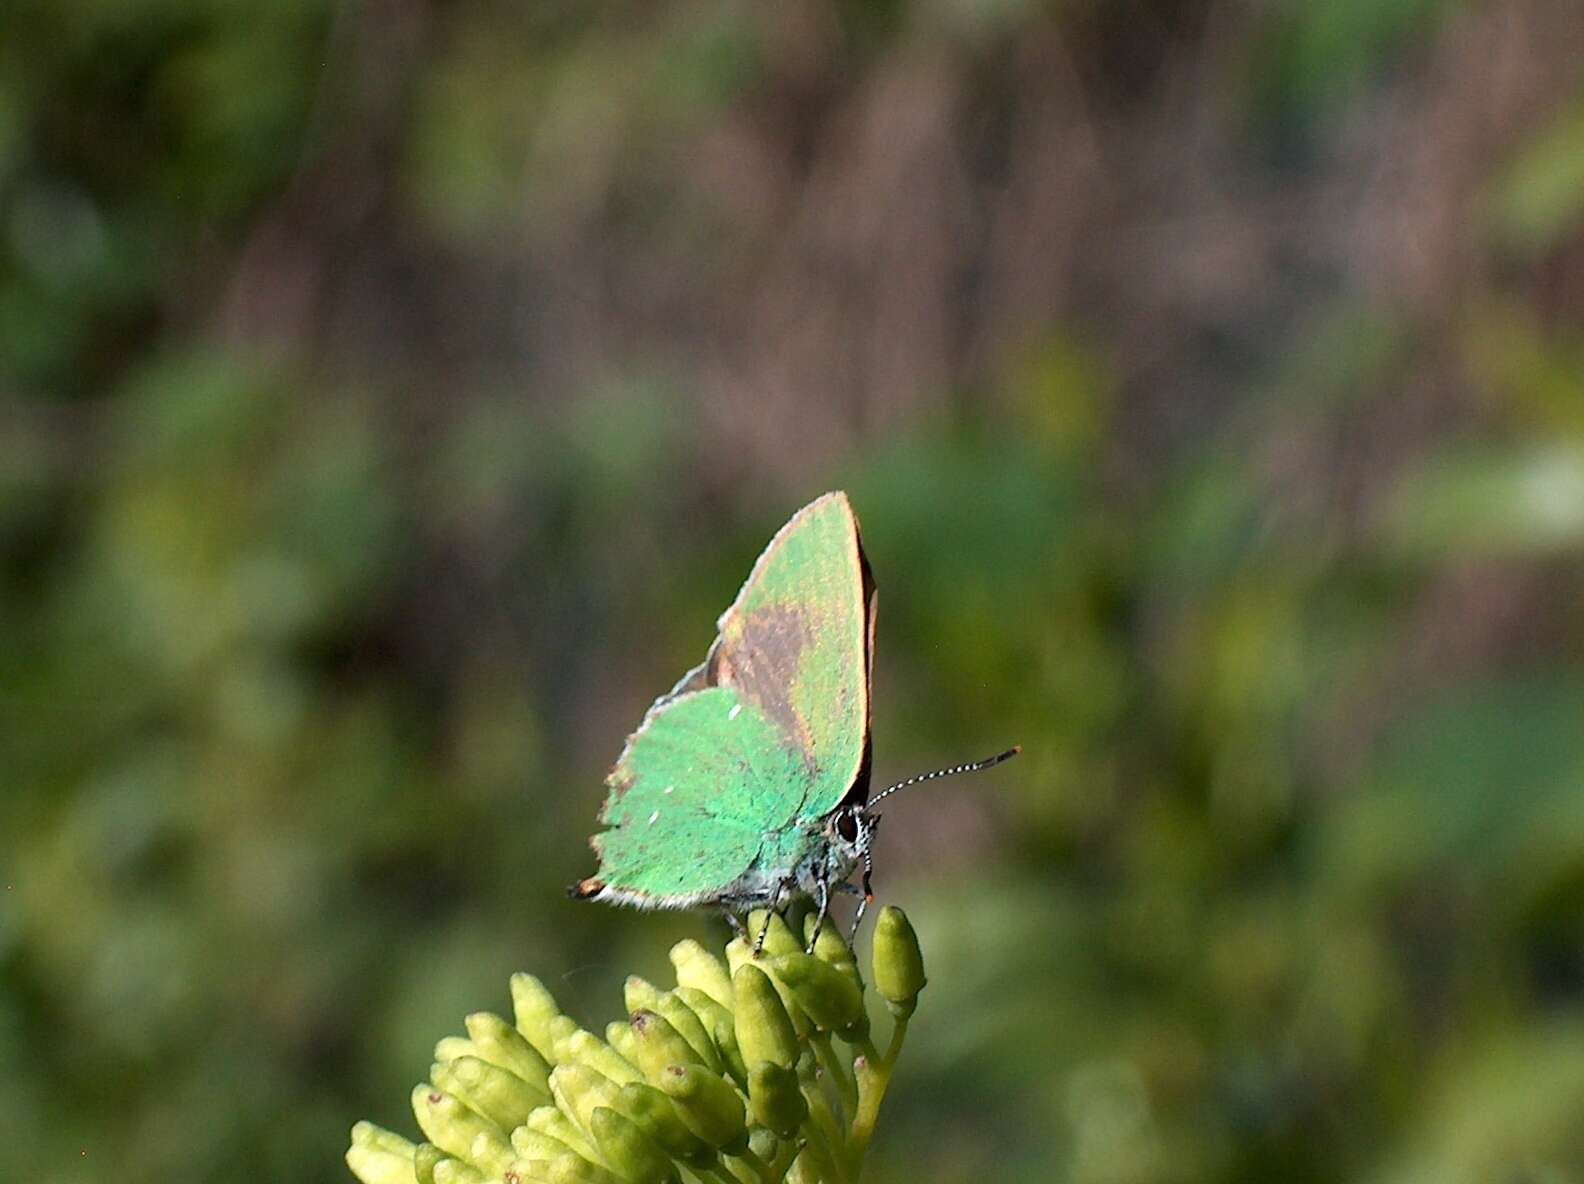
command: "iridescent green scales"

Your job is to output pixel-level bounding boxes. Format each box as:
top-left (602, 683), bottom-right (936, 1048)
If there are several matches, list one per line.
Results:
top-left (572, 492), bottom-right (876, 911)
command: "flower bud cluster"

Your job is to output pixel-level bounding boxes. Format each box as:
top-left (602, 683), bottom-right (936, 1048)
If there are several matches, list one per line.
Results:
top-left (347, 906), bottom-right (926, 1184)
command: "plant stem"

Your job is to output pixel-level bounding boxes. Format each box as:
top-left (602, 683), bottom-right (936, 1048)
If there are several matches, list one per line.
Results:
top-left (767, 1137), bottom-right (803, 1181)
top-left (730, 1144), bottom-right (777, 1184)
top-left (810, 1031), bottom-right (856, 1119)
top-left (846, 1013), bottom-right (908, 1166)
top-left (698, 1161), bottom-right (752, 1184)
top-left (795, 1063), bottom-right (851, 1184)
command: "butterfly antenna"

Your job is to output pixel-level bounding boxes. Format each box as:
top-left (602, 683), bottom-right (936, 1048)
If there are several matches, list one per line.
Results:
top-left (866, 746), bottom-right (1021, 808)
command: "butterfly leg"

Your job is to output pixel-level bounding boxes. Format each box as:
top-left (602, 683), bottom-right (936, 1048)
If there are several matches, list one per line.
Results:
top-left (848, 844), bottom-right (876, 943)
top-left (807, 869), bottom-right (832, 954)
top-left (752, 880), bottom-right (792, 956)
top-left (723, 909), bottom-right (748, 940)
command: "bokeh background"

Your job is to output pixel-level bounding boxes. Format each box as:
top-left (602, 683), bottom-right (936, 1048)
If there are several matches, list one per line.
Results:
top-left (6, 1), bottom-right (1584, 1181)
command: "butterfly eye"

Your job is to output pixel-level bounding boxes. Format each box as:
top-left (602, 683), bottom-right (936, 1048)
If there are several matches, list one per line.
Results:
top-left (836, 810), bottom-right (860, 842)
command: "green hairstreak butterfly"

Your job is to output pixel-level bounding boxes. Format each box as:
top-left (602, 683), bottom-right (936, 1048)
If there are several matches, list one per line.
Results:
top-left (571, 491), bottom-right (1019, 948)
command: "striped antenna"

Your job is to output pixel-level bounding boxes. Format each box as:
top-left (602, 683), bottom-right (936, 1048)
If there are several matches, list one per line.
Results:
top-left (866, 746), bottom-right (1021, 808)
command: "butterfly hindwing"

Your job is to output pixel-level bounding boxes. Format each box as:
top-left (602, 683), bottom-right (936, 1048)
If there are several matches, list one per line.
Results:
top-left (591, 688), bottom-right (807, 904)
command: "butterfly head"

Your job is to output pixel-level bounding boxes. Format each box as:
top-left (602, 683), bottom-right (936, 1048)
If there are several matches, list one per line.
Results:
top-left (824, 801), bottom-right (880, 872)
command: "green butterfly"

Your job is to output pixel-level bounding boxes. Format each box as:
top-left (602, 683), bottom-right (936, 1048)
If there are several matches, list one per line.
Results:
top-left (571, 492), bottom-right (1018, 947)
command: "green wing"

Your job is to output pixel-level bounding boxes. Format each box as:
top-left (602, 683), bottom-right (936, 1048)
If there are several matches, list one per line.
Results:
top-left (575, 492), bottom-right (876, 906)
top-left (706, 491), bottom-right (875, 817)
top-left (588, 687), bottom-right (806, 903)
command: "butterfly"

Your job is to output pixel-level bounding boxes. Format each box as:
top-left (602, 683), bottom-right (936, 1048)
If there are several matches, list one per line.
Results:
top-left (570, 491), bottom-right (1018, 949)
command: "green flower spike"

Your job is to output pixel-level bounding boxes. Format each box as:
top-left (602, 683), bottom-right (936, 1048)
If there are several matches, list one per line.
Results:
top-left (348, 911), bottom-right (926, 1183)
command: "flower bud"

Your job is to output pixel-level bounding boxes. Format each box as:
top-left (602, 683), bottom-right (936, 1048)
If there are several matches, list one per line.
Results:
top-left (658, 1063), bottom-right (749, 1153)
top-left (766, 953), bottom-right (865, 1035)
top-left (731, 965), bottom-right (799, 1071)
top-left (612, 1081), bottom-right (712, 1167)
top-left (625, 979), bottom-right (719, 1071)
top-left (744, 910), bottom-right (802, 958)
top-left (605, 1021), bottom-right (641, 1067)
top-left (622, 975), bottom-right (662, 1015)
top-left (506, 1160), bottom-right (556, 1184)
top-left (432, 1056), bottom-right (547, 1131)
top-left (345, 1121), bottom-right (415, 1184)
top-left (411, 1085), bottom-right (509, 1166)
top-left (435, 1036), bottom-right (478, 1064)
top-left (548, 1063), bottom-right (622, 1137)
top-left (802, 913), bottom-right (853, 964)
top-left (728, 927), bottom-right (808, 1035)
top-left (527, 1103), bottom-right (602, 1165)
top-left (652, 990), bottom-right (721, 1072)
top-left (412, 1142), bottom-right (444, 1184)
top-left (432, 1159), bottom-right (485, 1184)
top-left (466, 1012), bottom-right (554, 1093)
top-left (872, 906), bottom-right (926, 1015)
top-left (803, 914), bottom-right (865, 997)
top-left (627, 1009), bottom-right (702, 1080)
top-left (468, 1128), bottom-right (516, 1176)
top-left (673, 987), bottom-right (746, 1086)
top-left (746, 1062), bottom-right (807, 1138)
top-left (555, 1027), bottom-right (642, 1086)
top-left (590, 1105), bottom-right (679, 1184)
top-left (543, 1152), bottom-right (624, 1184)
top-left (353, 1120), bottom-right (417, 1158)
top-left (747, 1127), bottom-right (780, 1162)
top-left (511, 974), bottom-right (564, 1062)
top-left (668, 939), bottom-right (733, 1008)
top-left (511, 1126), bottom-right (581, 1163)
top-left (545, 1015), bottom-right (577, 1055)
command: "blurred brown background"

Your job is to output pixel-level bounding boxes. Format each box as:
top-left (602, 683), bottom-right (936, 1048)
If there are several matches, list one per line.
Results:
top-left (5, 1), bottom-right (1584, 1182)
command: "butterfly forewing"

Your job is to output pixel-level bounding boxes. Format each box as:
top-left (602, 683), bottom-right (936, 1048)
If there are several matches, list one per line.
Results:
top-left (708, 492), bottom-right (874, 816)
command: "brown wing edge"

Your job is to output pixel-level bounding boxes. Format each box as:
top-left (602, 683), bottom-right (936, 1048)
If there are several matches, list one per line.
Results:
top-left (842, 501), bottom-right (878, 808)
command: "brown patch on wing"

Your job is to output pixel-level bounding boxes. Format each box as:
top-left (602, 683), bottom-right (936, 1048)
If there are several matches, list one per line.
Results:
top-left (569, 877), bottom-right (605, 899)
top-left (710, 604), bottom-right (816, 758)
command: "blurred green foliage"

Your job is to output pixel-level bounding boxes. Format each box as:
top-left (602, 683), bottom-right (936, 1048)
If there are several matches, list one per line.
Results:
top-left (5, 1), bottom-right (1584, 1183)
